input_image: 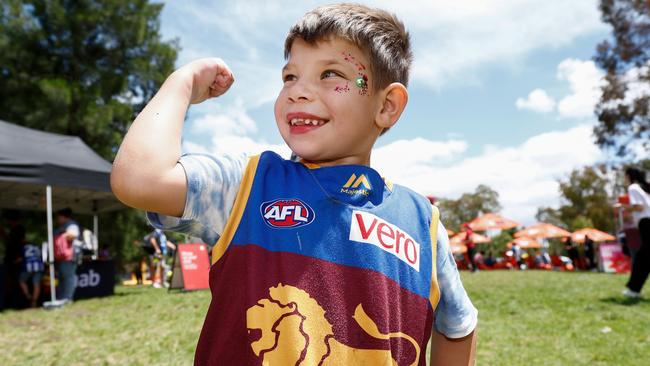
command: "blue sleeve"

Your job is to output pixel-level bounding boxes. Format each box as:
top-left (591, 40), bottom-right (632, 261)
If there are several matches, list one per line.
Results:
top-left (146, 153), bottom-right (248, 245)
top-left (433, 221), bottom-right (478, 338)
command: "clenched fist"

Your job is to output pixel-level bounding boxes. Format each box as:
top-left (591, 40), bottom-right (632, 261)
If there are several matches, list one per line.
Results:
top-left (174, 58), bottom-right (235, 104)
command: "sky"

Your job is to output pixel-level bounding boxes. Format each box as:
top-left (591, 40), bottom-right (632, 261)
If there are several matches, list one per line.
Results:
top-left (158, 0), bottom-right (614, 225)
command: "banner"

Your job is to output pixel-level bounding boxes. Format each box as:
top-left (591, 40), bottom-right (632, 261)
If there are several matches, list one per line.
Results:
top-left (74, 260), bottom-right (115, 300)
top-left (598, 242), bottom-right (631, 273)
top-left (170, 244), bottom-right (210, 291)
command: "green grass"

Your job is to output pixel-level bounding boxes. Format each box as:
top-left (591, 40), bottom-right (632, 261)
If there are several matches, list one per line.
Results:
top-left (1, 271), bottom-right (649, 365)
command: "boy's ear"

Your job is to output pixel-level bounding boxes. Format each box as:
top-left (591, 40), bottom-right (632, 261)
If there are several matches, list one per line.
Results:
top-left (375, 82), bottom-right (408, 130)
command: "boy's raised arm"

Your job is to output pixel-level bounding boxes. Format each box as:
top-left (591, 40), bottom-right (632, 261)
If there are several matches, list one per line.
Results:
top-left (111, 58), bottom-right (234, 217)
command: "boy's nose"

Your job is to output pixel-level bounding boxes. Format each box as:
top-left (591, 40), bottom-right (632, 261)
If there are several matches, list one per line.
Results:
top-left (287, 80), bottom-right (314, 103)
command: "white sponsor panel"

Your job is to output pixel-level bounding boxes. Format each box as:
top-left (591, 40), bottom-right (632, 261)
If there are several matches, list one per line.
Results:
top-left (349, 210), bottom-right (420, 271)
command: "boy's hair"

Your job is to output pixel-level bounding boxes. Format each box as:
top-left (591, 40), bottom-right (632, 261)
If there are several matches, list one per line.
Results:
top-left (284, 3), bottom-right (413, 90)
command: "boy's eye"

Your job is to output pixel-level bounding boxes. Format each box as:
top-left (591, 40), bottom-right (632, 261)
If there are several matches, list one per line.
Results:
top-left (321, 70), bottom-right (343, 79)
top-left (283, 74), bottom-right (297, 83)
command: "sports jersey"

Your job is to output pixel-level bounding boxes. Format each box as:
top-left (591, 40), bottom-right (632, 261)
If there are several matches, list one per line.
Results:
top-left (22, 243), bottom-right (44, 273)
top-left (148, 151), bottom-right (478, 365)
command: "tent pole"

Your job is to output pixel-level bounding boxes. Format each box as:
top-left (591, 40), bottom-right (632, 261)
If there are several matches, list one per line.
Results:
top-left (46, 185), bottom-right (57, 302)
top-left (93, 214), bottom-right (99, 260)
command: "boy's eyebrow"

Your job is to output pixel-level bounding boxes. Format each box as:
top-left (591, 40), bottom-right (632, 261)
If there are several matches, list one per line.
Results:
top-left (281, 59), bottom-right (349, 73)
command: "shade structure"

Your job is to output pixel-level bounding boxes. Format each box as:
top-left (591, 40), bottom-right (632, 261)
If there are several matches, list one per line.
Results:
top-left (514, 223), bottom-right (571, 239)
top-left (0, 120), bottom-right (124, 213)
top-left (450, 231), bottom-right (491, 246)
top-left (571, 228), bottom-right (616, 243)
top-left (467, 213), bottom-right (519, 231)
top-left (508, 236), bottom-right (542, 249)
top-left (0, 119), bottom-right (125, 306)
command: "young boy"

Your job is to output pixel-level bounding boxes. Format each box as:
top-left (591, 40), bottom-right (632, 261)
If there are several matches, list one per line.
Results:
top-left (18, 234), bottom-right (44, 308)
top-left (112, 4), bottom-right (477, 365)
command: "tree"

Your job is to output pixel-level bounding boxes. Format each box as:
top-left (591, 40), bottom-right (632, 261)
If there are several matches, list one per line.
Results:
top-left (0, 1), bottom-right (178, 270)
top-left (536, 166), bottom-right (615, 232)
top-left (0, 0), bottom-right (178, 159)
top-left (593, 0), bottom-right (650, 157)
top-left (438, 185), bottom-right (502, 232)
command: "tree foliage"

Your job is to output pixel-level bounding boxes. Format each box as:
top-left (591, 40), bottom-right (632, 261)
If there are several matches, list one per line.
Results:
top-left (0, 0), bottom-right (178, 159)
top-left (438, 185), bottom-right (502, 232)
top-left (594, 0), bottom-right (650, 157)
top-left (0, 0), bottom-right (178, 270)
top-left (536, 166), bottom-right (615, 232)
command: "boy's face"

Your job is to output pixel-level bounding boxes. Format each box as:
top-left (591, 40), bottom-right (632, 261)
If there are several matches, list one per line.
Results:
top-left (275, 37), bottom-right (384, 165)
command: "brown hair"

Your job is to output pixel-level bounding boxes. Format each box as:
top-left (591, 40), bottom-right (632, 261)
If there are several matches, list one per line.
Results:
top-left (284, 3), bottom-right (413, 90)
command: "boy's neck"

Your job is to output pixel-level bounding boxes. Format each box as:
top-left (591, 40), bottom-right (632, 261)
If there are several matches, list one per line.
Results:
top-left (301, 152), bottom-right (372, 167)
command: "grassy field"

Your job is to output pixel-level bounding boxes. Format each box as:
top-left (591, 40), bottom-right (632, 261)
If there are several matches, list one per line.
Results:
top-left (1, 271), bottom-right (648, 365)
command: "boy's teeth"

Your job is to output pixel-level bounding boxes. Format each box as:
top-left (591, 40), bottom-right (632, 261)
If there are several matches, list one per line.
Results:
top-left (289, 117), bottom-right (326, 126)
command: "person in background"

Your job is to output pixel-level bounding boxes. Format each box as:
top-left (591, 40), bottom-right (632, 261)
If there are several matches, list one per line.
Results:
top-left (144, 229), bottom-right (176, 288)
top-left (623, 167), bottom-right (650, 298)
top-left (511, 242), bottom-right (524, 269)
top-left (564, 237), bottom-right (579, 269)
top-left (1, 210), bottom-right (26, 308)
top-left (18, 236), bottom-right (44, 308)
top-left (484, 251), bottom-right (496, 267)
top-left (473, 250), bottom-right (485, 270)
top-left (54, 208), bottom-right (80, 302)
top-left (584, 235), bottom-right (596, 270)
top-left (463, 223), bottom-right (477, 272)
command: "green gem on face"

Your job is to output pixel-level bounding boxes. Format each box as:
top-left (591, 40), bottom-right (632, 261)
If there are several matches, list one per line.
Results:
top-left (355, 77), bottom-right (366, 88)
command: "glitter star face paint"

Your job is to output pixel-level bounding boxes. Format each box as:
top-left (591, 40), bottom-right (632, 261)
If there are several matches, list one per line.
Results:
top-left (334, 83), bottom-right (350, 93)
top-left (342, 52), bottom-right (369, 96)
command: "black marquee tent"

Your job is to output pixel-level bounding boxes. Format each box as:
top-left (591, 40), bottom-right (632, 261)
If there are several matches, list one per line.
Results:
top-left (0, 119), bottom-right (124, 305)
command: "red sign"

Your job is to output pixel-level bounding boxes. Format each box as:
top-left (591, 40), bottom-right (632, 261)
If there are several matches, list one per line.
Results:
top-left (171, 244), bottom-right (210, 290)
top-left (598, 242), bottom-right (631, 273)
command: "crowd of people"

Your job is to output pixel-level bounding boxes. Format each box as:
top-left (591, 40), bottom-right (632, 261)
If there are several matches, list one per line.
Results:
top-left (1, 208), bottom-right (101, 308)
top-left (452, 166), bottom-right (650, 301)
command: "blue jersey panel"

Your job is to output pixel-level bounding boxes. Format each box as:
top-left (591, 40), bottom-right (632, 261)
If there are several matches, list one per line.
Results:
top-left (231, 152), bottom-right (434, 299)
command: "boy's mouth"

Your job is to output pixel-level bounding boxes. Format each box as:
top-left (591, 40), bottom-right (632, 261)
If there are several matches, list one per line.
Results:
top-left (286, 112), bottom-right (329, 134)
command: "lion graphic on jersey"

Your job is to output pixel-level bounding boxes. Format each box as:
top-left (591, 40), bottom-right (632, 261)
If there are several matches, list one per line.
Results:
top-left (246, 283), bottom-right (421, 366)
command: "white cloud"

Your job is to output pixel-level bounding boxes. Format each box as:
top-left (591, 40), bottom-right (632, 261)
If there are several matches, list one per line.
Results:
top-left (373, 124), bottom-right (603, 225)
top-left (390, 0), bottom-right (606, 88)
top-left (191, 99), bottom-right (258, 136)
top-left (515, 58), bottom-right (606, 118)
top-left (556, 59), bottom-right (605, 118)
top-left (515, 89), bottom-right (556, 113)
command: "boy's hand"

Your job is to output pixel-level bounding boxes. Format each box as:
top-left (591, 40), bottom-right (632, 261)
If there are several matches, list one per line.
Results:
top-left (177, 58), bottom-right (235, 104)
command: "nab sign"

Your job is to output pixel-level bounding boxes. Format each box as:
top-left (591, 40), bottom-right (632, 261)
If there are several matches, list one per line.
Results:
top-left (260, 199), bottom-right (315, 228)
top-left (74, 261), bottom-right (115, 300)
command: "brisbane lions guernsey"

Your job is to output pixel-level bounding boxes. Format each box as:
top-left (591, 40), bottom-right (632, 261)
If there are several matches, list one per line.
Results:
top-left (148, 151), bottom-right (477, 366)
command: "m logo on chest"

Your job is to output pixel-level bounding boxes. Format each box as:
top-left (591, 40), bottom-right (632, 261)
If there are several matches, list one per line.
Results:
top-left (349, 210), bottom-right (421, 271)
top-left (260, 199), bottom-right (315, 228)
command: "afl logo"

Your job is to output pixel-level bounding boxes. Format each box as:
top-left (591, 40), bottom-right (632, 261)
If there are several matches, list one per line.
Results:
top-left (260, 199), bottom-right (315, 228)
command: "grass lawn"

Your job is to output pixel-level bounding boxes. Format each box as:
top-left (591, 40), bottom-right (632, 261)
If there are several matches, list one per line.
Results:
top-left (1, 271), bottom-right (648, 365)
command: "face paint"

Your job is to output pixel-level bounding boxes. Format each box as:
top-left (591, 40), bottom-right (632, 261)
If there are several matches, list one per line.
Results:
top-left (342, 52), bottom-right (370, 96)
top-left (355, 75), bottom-right (369, 96)
top-left (334, 83), bottom-right (350, 93)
